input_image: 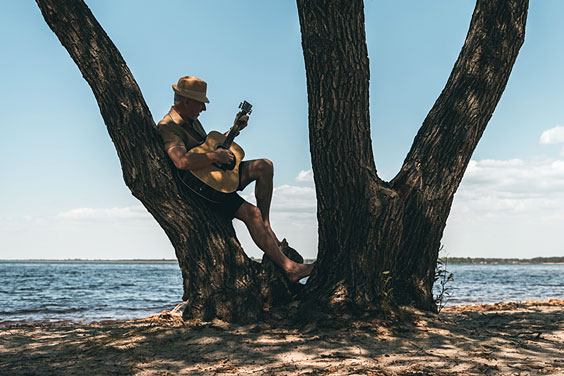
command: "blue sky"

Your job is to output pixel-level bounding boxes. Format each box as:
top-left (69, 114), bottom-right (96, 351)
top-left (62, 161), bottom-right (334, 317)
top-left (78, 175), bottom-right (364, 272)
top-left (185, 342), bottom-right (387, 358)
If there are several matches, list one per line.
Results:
top-left (1, 1), bottom-right (564, 260)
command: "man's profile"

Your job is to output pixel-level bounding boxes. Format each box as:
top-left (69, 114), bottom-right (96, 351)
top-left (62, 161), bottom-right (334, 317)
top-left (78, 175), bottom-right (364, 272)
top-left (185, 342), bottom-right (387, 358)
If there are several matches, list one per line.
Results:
top-left (158, 76), bottom-right (314, 282)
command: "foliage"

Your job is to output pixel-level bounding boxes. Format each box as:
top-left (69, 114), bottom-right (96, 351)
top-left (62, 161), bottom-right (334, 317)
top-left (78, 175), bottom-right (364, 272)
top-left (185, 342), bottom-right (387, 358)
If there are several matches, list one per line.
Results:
top-left (380, 270), bottom-right (394, 309)
top-left (433, 247), bottom-right (454, 313)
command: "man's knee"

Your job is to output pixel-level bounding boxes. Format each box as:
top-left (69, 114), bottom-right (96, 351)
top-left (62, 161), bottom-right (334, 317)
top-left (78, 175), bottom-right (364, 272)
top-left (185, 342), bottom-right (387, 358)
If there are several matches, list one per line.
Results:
top-left (259, 158), bottom-right (274, 177)
top-left (236, 203), bottom-right (262, 223)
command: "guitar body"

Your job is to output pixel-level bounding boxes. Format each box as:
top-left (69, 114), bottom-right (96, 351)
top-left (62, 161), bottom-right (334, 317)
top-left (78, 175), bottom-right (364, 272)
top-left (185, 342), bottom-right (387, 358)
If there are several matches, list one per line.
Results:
top-left (189, 130), bottom-right (245, 193)
top-left (181, 131), bottom-right (245, 197)
top-left (177, 101), bottom-right (251, 203)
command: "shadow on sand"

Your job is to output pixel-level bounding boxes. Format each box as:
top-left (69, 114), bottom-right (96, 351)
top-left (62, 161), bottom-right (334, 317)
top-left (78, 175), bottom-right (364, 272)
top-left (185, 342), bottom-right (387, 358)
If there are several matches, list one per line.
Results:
top-left (1, 301), bottom-right (563, 375)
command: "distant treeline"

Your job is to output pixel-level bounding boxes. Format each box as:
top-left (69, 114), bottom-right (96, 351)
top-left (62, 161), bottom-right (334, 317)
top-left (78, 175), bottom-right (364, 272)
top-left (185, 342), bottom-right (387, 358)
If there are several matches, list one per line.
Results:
top-left (441, 257), bottom-right (564, 264)
top-left (3, 257), bottom-right (563, 265)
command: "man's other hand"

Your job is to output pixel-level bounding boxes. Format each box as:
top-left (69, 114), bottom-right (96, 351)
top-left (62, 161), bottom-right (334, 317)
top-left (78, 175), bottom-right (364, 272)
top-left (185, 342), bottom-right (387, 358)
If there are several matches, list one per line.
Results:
top-left (235, 114), bottom-right (249, 131)
top-left (214, 148), bottom-right (235, 164)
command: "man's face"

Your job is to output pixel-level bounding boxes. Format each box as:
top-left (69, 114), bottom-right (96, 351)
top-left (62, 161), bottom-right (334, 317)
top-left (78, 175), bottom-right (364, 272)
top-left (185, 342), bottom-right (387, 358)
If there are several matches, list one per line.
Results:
top-left (180, 97), bottom-right (206, 120)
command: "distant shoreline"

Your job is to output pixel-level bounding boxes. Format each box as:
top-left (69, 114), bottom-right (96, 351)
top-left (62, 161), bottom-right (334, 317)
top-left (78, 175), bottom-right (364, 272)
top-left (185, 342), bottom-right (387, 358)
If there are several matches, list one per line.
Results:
top-left (1, 256), bottom-right (563, 264)
top-left (442, 256), bottom-right (564, 264)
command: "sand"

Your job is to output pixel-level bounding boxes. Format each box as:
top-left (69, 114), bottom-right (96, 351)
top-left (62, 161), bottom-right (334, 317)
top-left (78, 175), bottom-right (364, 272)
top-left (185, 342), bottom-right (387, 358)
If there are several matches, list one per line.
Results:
top-left (1, 299), bottom-right (563, 375)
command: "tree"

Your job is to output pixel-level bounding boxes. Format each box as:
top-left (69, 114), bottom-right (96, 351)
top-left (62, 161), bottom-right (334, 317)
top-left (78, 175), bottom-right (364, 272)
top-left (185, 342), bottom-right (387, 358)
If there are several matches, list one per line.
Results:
top-left (36, 0), bottom-right (528, 321)
top-left (297, 0), bottom-right (528, 311)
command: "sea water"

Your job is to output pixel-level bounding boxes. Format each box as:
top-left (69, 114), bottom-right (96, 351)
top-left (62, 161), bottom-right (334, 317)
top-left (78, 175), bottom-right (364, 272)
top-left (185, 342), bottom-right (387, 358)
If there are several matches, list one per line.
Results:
top-left (1, 262), bottom-right (563, 323)
top-left (0, 262), bottom-right (183, 324)
top-left (434, 263), bottom-right (564, 306)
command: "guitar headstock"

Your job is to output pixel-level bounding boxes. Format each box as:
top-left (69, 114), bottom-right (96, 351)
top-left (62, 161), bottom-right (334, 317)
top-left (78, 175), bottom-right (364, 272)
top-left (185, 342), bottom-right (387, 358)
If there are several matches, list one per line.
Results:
top-left (239, 100), bottom-right (253, 116)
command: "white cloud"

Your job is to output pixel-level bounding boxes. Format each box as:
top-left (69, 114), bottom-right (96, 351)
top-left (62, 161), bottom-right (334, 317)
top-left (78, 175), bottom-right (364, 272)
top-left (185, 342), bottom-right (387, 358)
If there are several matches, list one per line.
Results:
top-left (295, 169), bottom-right (314, 183)
top-left (241, 184), bottom-right (317, 213)
top-left (57, 206), bottom-right (152, 220)
top-left (461, 158), bottom-right (564, 197)
top-left (444, 157), bottom-right (564, 257)
top-left (0, 208), bottom-right (172, 260)
top-left (540, 125), bottom-right (564, 144)
top-left (272, 184), bottom-right (316, 212)
top-left (2, 187), bottom-right (319, 259)
top-left (452, 159), bottom-right (564, 223)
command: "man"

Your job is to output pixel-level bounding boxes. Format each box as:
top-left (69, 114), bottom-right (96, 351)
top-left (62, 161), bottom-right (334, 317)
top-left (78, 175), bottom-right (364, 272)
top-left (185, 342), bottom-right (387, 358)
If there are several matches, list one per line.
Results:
top-left (158, 76), bottom-right (313, 283)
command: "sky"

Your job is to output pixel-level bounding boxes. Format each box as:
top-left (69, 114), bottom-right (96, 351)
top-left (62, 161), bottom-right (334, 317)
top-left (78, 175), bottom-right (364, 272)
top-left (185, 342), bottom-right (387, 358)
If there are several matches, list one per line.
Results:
top-left (1, 1), bottom-right (564, 260)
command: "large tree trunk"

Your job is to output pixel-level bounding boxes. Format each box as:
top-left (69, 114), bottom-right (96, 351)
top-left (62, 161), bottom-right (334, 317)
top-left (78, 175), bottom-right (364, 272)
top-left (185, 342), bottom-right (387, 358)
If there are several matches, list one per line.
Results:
top-left (297, 0), bottom-right (528, 312)
top-left (36, 0), bottom-right (302, 323)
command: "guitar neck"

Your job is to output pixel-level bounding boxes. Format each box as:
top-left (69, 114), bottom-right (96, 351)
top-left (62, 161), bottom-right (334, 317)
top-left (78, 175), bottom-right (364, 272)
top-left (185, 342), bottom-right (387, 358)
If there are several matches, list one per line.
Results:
top-left (222, 101), bottom-right (252, 148)
top-left (222, 123), bottom-right (240, 149)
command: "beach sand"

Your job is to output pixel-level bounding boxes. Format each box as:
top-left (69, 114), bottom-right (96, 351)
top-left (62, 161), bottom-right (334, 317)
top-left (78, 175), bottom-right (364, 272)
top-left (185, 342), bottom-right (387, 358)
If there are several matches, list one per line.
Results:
top-left (1, 299), bottom-right (563, 375)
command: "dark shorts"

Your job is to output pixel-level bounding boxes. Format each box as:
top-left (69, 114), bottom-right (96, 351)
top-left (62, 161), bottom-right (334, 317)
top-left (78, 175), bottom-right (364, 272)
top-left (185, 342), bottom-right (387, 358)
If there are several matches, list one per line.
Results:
top-left (206, 192), bottom-right (245, 219)
top-left (205, 161), bottom-right (248, 219)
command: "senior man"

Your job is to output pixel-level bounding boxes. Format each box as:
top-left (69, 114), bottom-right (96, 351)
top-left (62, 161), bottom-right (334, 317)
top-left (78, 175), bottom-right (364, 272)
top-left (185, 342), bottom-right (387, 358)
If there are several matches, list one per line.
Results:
top-left (157, 76), bottom-right (313, 282)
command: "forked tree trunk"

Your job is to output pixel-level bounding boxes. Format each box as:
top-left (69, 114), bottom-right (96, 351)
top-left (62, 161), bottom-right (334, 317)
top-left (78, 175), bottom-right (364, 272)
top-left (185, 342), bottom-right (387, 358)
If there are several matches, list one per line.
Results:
top-left (297, 0), bottom-right (528, 312)
top-left (37, 0), bottom-right (528, 321)
top-left (36, 0), bottom-right (301, 323)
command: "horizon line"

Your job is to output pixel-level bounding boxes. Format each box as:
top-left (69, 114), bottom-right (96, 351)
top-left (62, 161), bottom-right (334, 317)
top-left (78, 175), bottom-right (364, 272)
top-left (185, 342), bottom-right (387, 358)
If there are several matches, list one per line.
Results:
top-left (1, 256), bottom-right (563, 263)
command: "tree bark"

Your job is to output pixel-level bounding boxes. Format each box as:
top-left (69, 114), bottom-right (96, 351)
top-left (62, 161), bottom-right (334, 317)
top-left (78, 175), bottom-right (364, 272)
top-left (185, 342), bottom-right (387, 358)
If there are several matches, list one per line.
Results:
top-left (37, 0), bottom-right (529, 321)
top-left (297, 0), bottom-right (528, 312)
top-left (390, 0), bottom-right (529, 306)
top-left (36, 0), bottom-right (301, 323)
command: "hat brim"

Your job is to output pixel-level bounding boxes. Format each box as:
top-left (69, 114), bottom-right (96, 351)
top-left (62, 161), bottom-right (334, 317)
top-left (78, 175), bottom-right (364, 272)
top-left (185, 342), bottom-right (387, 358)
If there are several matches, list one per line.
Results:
top-left (172, 85), bottom-right (210, 103)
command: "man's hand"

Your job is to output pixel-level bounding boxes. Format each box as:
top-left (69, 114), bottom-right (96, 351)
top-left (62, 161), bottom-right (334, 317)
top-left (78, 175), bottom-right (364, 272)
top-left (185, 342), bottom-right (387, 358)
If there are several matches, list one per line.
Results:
top-left (235, 114), bottom-right (249, 131)
top-left (214, 148), bottom-right (235, 164)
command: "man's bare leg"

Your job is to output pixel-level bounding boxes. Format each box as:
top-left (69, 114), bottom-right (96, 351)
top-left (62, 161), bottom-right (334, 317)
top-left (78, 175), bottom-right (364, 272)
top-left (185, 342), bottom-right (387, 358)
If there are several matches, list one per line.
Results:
top-left (235, 202), bottom-right (313, 282)
top-left (239, 159), bottom-right (281, 245)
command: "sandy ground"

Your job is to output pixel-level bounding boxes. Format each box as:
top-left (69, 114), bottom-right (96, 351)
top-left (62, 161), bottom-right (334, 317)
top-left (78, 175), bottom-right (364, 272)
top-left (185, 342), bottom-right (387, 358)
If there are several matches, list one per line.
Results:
top-left (1, 300), bottom-right (563, 375)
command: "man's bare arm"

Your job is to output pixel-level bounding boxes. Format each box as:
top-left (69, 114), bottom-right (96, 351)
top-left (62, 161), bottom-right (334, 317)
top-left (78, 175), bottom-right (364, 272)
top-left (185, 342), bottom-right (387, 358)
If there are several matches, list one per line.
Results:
top-left (167, 146), bottom-right (234, 171)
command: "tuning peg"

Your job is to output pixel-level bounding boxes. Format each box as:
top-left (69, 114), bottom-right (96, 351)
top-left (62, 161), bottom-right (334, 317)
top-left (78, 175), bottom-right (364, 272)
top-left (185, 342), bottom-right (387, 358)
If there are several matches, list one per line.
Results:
top-left (239, 100), bottom-right (253, 114)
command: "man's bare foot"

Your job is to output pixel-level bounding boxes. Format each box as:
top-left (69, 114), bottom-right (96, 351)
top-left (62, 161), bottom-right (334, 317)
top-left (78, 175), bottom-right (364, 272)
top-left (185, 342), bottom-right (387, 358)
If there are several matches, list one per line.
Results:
top-left (286, 262), bottom-right (315, 283)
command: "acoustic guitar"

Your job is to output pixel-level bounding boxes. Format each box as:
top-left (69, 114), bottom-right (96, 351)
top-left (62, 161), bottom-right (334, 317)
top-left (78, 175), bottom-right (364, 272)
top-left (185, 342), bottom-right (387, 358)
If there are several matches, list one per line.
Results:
top-left (178, 101), bottom-right (252, 203)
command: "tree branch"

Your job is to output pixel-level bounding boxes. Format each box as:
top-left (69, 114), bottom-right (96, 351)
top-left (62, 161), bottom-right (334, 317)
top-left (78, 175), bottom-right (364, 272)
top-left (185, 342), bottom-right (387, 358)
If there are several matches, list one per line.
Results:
top-left (387, 0), bottom-right (529, 308)
top-left (392, 0), bottom-right (529, 202)
top-left (36, 0), bottom-right (304, 322)
top-left (35, 0), bottom-right (170, 196)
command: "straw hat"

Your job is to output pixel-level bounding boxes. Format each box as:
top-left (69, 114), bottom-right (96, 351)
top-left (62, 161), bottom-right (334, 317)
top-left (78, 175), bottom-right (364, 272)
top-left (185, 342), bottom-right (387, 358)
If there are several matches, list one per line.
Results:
top-left (172, 76), bottom-right (210, 103)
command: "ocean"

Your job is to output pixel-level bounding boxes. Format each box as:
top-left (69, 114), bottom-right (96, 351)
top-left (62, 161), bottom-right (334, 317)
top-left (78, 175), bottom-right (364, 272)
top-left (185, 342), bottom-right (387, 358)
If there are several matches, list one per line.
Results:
top-left (0, 262), bottom-right (183, 324)
top-left (1, 262), bottom-right (563, 324)
top-left (436, 262), bottom-right (564, 306)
